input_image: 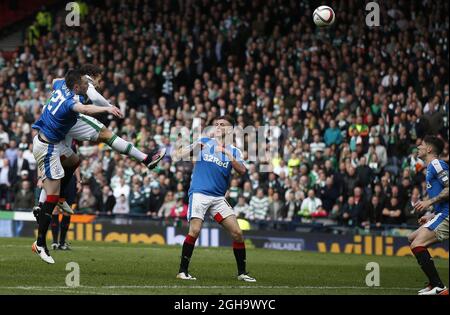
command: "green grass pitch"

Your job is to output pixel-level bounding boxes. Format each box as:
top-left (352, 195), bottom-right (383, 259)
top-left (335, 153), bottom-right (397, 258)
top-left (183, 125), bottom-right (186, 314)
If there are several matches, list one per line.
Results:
top-left (0, 237), bottom-right (447, 295)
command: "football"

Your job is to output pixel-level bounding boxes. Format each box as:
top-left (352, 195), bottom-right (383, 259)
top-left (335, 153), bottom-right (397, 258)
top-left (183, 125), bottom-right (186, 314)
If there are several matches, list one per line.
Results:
top-left (313, 5), bottom-right (336, 27)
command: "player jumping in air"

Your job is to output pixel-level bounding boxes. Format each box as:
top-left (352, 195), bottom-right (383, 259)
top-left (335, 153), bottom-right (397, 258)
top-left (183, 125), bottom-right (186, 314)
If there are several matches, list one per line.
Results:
top-left (173, 115), bottom-right (256, 282)
top-left (69, 64), bottom-right (166, 170)
top-left (35, 63), bottom-right (166, 214)
top-left (409, 135), bottom-right (449, 295)
top-left (31, 69), bottom-right (123, 264)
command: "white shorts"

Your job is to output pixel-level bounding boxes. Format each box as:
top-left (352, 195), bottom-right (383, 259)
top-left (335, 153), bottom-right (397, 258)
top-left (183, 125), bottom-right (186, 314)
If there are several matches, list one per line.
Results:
top-left (188, 193), bottom-right (235, 223)
top-left (424, 213), bottom-right (449, 242)
top-left (66, 114), bottom-right (105, 142)
top-left (33, 135), bottom-right (74, 180)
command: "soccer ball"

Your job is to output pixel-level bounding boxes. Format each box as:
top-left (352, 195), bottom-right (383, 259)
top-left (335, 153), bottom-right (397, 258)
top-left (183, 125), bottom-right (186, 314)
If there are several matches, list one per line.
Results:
top-left (313, 5), bottom-right (335, 27)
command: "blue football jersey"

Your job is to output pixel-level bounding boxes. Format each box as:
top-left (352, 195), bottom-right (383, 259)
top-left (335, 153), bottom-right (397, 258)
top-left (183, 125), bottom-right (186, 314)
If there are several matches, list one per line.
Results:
top-left (188, 137), bottom-right (245, 197)
top-left (426, 159), bottom-right (449, 216)
top-left (32, 80), bottom-right (79, 142)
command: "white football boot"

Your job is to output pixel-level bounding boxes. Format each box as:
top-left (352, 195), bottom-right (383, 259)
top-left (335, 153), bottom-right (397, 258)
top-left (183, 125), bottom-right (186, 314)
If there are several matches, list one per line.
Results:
top-left (419, 286), bottom-right (448, 295)
top-left (176, 272), bottom-right (197, 280)
top-left (145, 147), bottom-right (166, 170)
top-left (57, 201), bottom-right (74, 214)
top-left (237, 273), bottom-right (257, 282)
top-left (32, 241), bottom-right (55, 264)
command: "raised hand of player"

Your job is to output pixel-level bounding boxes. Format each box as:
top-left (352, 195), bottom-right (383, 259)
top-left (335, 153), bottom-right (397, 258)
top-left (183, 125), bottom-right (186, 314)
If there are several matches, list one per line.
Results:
top-left (215, 145), bottom-right (225, 153)
top-left (413, 199), bottom-right (432, 212)
top-left (194, 142), bottom-right (205, 151)
top-left (107, 106), bottom-right (124, 119)
top-left (215, 145), bottom-right (230, 157)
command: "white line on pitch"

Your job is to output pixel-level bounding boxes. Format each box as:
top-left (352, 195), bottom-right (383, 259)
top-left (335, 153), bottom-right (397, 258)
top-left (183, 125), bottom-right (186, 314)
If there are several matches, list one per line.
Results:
top-left (0, 285), bottom-right (417, 290)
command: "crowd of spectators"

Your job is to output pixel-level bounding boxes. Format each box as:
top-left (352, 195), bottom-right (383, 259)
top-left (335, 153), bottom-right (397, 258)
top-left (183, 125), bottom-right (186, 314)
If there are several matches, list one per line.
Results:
top-left (0, 0), bottom-right (448, 230)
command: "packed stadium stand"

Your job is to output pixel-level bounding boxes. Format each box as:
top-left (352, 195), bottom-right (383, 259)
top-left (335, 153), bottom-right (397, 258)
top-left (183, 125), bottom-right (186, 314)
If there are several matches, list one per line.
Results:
top-left (0, 0), bottom-right (448, 234)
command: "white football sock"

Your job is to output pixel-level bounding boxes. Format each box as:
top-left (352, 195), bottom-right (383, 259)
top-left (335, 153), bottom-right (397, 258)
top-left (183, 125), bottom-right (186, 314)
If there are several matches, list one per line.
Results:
top-left (108, 135), bottom-right (147, 162)
top-left (39, 188), bottom-right (47, 204)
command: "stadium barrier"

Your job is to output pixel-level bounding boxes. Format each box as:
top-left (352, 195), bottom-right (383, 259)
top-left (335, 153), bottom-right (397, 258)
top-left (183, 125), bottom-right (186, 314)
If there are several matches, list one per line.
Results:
top-left (0, 211), bottom-right (447, 259)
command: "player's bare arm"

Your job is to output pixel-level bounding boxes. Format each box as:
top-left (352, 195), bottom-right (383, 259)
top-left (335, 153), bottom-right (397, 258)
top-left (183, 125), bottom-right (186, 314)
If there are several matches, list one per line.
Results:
top-left (173, 141), bottom-right (204, 161)
top-left (215, 146), bottom-right (247, 176)
top-left (73, 102), bottom-right (123, 118)
top-left (414, 182), bottom-right (449, 212)
top-left (75, 166), bottom-right (82, 193)
top-left (429, 183), bottom-right (449, 204)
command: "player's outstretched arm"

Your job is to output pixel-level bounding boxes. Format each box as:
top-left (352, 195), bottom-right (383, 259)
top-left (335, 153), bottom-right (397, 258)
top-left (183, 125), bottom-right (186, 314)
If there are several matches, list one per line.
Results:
top-left (73, 102), bottom-right (123, 118)
top-left (173, 141), bottom-right (203, 162)
top-left (86, 83), bottom-right (112, 107)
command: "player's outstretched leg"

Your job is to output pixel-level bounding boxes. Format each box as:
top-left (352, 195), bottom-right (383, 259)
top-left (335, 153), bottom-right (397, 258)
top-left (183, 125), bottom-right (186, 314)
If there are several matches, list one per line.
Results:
top-left (220, 215), bottom-right (256, 282)
top-left (99, 128), bottom-right (166, 170)
top-left (409, 227), bottom-right (448, 295)
top-left (176, 218), bottom-right (202, 280)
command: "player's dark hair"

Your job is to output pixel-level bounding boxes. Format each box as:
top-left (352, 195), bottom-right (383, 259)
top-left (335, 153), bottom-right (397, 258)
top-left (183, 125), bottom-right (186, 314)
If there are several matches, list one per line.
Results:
top-left (65, 69), bottom-right (82, 90)
top-left (423, 135), bottom-right (445, 156)
top-left (79, 63), bottom-right (102, 77)
top-left (216, 115), bottom-right (235, 127)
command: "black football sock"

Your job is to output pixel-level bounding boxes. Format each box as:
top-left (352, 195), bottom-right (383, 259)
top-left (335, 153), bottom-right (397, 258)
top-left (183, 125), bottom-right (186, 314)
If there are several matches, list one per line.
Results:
top-left (50, 214), bottom-right (60, 244)
top-left (59, 215), bottom-right (71, 245)
top-left (32, 189), bottom-right (44, 224)
top-left (412, 246), bottom-right (444, 288)
top-left (179, 235), bottom-right (197, 273)
top-left (59, 170), bottom-right (76, 199)
top-left (233, 241), bottom-right (247, 275)
top-left (36, 195), bottom-right (58, 247)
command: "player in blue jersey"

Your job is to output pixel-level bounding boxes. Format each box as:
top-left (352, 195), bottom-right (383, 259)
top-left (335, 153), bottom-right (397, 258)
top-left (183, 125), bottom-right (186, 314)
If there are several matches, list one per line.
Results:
top-left (35, 64), bottom-right (166, 218)
top-left (173, 115), bottom-right (256, 282)
top-left (31, 69), bottom-right (122, 264)
top-left (53, 64), bottom-right (166, 170)
top-left (408, 135), bottom-right (449, 295)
